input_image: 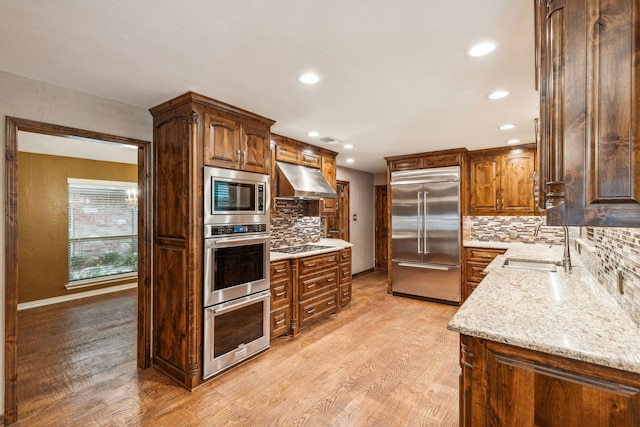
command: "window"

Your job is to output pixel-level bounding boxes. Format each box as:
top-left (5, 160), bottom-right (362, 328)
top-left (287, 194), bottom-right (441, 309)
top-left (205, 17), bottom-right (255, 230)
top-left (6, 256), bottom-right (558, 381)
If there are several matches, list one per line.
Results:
top-left (68, 178), bottom-right (138, 285)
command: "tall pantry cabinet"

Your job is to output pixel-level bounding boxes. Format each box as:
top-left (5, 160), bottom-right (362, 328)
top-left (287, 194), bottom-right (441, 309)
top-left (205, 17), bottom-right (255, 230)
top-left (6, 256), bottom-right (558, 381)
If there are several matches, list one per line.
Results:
top-left (149, 92), bottom-right (275, 389)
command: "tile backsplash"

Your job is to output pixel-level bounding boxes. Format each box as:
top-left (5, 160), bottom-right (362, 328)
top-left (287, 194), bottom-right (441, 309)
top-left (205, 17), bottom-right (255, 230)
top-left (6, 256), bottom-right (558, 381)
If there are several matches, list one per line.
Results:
top-left (465, 216), bottom-right (569, 245)
top-left (270, 199), bottom-right (324, 248)
top-left (576, 228), bottom-right (640, 327)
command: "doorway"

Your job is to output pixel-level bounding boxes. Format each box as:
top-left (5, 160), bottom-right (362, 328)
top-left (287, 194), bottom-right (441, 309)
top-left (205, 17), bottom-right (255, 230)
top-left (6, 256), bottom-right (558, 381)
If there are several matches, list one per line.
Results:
top-left (5, 117), bottom-right (151, 424)
top-left (327, 181), bottom-right (350, 241)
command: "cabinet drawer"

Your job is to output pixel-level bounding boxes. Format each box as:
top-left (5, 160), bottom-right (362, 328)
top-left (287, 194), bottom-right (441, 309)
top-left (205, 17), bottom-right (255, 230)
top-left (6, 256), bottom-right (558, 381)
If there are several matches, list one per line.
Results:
top-left (270, 278), bottom-right (290, 308)
top-left (298, 252), bottom-right (339, 275)
top-left (339, 248), bottom-right (352, 264)
top-left (339, 283), bottom-right (351, 306)
top-left (270, 260), bottom-right (290, 281)
top-left (339, 264), bottom-right (351, 283)
top-left (467, 262), bottom-right (489, 283)
top-left (466, 248), bottom-right (506, 263)
top-left (299, 269), bottom-right (338, 300)
top-left (270, 306), bottom-right (290, 339)
top-left (299, 292), bottom-right (338, 328)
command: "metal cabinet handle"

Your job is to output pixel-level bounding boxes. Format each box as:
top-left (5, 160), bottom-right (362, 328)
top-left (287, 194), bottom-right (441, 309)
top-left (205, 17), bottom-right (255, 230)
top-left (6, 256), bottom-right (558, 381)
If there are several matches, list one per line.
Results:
top-left (307, 283), bottom-right (316, 289)
top-left (275, 268), bottom-right (286, 273)
top-left (275, 291), bottom-right (286, 297)
top-left (307, 262), bottom-right (316, 267)
top-left (327, 301), bottom-right (335, 306)
top-left (307, 308), bottom-right (316, 314)
top-left (276, 319), bottom-right (285, 325)
top-left (327, 278), bottom-right (334, 282)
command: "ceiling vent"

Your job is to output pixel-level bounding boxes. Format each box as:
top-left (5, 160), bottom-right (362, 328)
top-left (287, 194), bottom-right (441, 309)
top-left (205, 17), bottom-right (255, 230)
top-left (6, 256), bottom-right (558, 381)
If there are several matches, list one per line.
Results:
top-left (319, 136), bottom-right (338, 144)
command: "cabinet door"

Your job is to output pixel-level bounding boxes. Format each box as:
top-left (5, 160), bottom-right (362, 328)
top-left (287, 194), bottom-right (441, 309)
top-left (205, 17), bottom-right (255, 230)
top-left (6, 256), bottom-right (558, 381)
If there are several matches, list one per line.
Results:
top-left (320, 154), bottom-right (337, 216)
top-left (469, 156), bottom-right (499, 214)
top-left (500, 150), bottom-right (535, 213)
top-left (540, 0), bottom-right (640, 226)
top-left (239, 121), bottom-right (270, 174)
top-left (203, 112), bottom-right (239, 169)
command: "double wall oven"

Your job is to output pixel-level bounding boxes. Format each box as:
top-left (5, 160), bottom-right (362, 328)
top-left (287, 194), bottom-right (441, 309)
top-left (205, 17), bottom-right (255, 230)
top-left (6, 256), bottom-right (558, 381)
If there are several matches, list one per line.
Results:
top-left (202, 167), bottom-right (271, 379)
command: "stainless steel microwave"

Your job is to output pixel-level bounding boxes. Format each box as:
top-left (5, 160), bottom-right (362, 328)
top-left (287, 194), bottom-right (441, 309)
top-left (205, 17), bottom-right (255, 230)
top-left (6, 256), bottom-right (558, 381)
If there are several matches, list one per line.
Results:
top-left (204, 167), bottom-right (270, 225)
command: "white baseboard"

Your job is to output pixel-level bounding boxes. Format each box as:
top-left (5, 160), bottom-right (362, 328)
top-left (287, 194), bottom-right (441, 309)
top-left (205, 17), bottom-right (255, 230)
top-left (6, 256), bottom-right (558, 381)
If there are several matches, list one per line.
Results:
top-left (18, 283), bottom-right (138, 311)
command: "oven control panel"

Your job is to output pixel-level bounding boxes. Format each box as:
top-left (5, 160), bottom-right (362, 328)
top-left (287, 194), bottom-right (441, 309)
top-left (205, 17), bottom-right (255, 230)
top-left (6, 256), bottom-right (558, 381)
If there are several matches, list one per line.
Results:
top-left (205, 223), bottom-right (268, 237)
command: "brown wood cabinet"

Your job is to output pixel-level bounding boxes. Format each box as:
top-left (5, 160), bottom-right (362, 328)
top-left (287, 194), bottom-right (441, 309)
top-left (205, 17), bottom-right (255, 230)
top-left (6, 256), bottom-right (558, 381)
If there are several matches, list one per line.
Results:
top-left (536, 0), bottom-right (640, 226)
top-left (462, 247), bottom-right (506, 303)
top-left (271, 133), bottom-right (338, 217)
top-left (469, 145), bottom-right (536, 215)
top-left (202, 107), bottom-right (272, 174)
top-left (149, 92), bottom-right (274, 389)
top-left (269, 259), bottom-right (292, 340)
top-left (292, 251), bottom-right (339, 335)
top-left (319, 154), bottom-right (337, 216)
top-left (338, 248), bottom-right (352, 307)
top-left (459, 334), bottom-right (640, 427)
top-left (386, 148), bottom-right (467, 172)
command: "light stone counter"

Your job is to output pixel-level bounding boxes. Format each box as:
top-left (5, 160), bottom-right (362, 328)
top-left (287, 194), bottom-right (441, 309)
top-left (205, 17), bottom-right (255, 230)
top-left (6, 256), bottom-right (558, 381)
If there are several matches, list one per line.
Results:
top-left (449, 242), bottom-right (640, 374)
top-left (269, 238), bottom-right (353, 262)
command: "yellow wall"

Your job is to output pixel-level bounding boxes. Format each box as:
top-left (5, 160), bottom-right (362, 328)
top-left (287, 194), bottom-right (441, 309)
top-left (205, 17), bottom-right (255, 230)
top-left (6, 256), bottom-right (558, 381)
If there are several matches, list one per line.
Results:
top-left (17, 152), bottom-right (138, 303)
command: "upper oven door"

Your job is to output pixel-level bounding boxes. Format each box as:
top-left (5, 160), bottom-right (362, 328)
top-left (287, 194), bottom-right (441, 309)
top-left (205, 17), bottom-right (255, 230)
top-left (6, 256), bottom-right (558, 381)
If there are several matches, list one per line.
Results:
top-left (204, 167), bottom-right (270, 225)
top-left (204, 234), bottom-right (270, 307)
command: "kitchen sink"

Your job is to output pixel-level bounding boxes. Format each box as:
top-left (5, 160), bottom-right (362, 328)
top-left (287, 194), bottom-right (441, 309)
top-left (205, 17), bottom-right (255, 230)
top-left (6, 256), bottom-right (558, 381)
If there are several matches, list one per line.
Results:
top-left (502, 259), bottom-right (558, 272)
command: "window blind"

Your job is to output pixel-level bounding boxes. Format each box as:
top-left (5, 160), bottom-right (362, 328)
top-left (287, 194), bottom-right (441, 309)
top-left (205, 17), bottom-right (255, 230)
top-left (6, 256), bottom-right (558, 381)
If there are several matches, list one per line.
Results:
top-left (68, 179), bottom-right (138, 282)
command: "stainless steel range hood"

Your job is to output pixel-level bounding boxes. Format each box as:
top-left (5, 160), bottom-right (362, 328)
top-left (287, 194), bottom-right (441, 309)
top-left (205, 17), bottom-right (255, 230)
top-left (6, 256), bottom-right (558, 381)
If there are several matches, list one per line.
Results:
top-left (275, 161), bottom-right (337, 200)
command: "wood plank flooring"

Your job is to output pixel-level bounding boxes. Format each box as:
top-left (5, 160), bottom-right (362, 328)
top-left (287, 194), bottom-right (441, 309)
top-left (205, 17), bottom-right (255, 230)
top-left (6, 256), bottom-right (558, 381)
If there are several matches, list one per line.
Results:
top-left (16, 271), bottom-right (460, 426)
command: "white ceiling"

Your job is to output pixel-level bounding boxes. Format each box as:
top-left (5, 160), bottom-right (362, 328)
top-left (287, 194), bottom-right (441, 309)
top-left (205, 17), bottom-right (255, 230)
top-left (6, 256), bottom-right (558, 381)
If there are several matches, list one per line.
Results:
top-left (1, 0), bottom-right (537, 173)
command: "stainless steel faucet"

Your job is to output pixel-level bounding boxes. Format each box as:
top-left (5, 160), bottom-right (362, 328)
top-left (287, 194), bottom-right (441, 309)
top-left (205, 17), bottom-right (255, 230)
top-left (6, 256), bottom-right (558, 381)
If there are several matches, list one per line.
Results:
top-left (533, 221), bottom-right (571, 273)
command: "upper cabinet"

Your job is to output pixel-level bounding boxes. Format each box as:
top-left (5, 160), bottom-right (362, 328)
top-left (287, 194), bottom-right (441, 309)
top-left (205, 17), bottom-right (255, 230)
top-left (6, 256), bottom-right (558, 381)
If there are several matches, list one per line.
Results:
top-left (469, 145), bottom-right (537, 215)
top-left (203, 108), bottom-right (273, 174)
top-left (536, 0), bottom-right (640, 225)
top-left (271, 134), bottom-right (338, 217)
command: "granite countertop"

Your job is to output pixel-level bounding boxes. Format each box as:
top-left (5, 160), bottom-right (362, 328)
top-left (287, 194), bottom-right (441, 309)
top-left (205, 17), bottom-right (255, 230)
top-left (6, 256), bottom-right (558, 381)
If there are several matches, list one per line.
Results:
top-left (269, 238), bottom-right (353, 261)
top-left (449, 241), bottom-right (640, 374)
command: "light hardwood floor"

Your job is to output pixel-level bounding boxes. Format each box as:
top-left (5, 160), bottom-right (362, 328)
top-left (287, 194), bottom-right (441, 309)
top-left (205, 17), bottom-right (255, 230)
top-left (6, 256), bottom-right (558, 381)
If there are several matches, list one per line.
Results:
top-left (16, 271), bottom-right (460, 426)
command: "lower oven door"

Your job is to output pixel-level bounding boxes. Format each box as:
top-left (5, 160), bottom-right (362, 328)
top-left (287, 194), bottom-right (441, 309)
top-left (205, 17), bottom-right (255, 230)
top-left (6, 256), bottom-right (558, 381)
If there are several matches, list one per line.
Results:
top-left (204, 234), bottom-right (270, 307)
top-left (203, 290), bottom-right (270, 379)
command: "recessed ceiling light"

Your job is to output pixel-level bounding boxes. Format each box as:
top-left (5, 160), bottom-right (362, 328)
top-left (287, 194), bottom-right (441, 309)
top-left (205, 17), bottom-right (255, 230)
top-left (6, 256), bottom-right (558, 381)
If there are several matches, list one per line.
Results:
top-left (507, 139), bottom-right (521, 144)
top-left (307, 130), bottom-right (320, 137)
top-left (468, 41), bottom-right (497, 57)
top-left (343, 144), bottom-right (354, 149)
top-left (298, 72), bottom-right (320, 85)
top-left (346, 158), bottom-right (354, 163)
top-left (499, 123), bottom-right (516, 130)
top-left (488, 90), bottom-right (509, 100)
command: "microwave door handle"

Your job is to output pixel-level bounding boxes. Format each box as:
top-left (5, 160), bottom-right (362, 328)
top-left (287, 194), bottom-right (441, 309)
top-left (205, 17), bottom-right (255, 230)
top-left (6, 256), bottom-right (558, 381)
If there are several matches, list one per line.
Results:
top-left (212, 291), bottom-right (269, 315)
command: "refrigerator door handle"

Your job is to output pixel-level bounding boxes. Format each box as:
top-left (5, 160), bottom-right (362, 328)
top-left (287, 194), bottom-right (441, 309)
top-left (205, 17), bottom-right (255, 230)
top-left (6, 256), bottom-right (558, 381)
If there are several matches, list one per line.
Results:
top-left (417, 191), bottom-right (422, 254)
top-left (397, 262), bottom-right (452, 271)
top-left (423, 191), bottom-right (429, 255)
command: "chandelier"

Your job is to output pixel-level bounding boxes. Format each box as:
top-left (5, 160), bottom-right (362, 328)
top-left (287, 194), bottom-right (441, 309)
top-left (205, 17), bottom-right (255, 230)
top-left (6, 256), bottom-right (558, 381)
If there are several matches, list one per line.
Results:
top-left (126, 188), bottom-right (138, 209)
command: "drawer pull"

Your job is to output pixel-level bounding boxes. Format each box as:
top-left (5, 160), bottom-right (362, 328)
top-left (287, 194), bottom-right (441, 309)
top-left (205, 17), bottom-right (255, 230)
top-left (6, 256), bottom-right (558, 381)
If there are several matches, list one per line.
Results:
top-left (275, 268), bottom-right (286, 273)
top-left (307, 308), bottom-right (316, 314)
top-left (275, 291), bottom-right (286, 297)
top-left (327, 278), bottom-right (334, 282)
top-left (276, 319), bottom-right (286, 325)
top-left (307, 283), bottom-right (316, 289)
top-left (327, 301), bottom-right (334, 305)
top-left (307, 262), bottom-right (316, 267)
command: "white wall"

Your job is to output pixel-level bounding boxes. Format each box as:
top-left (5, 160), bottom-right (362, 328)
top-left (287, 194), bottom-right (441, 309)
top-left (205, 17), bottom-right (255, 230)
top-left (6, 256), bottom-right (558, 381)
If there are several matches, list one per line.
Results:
top-left (337, 166), bottom-right (375, 274)
top-left (0, 72), bottom-right (152, 414)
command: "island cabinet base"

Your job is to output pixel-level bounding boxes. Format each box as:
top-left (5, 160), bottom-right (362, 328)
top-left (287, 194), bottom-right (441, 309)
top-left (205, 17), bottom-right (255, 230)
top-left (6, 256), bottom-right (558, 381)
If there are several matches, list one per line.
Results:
top-left (460, 335), bottom-right (640, 427)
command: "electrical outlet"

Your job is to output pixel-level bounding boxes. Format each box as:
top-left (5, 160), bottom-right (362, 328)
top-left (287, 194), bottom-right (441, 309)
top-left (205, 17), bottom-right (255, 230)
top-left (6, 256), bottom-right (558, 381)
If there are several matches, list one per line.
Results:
top-left (508, 230), bottom-right (518, 240)
top-left (617, 270), bottom-right (624, 295)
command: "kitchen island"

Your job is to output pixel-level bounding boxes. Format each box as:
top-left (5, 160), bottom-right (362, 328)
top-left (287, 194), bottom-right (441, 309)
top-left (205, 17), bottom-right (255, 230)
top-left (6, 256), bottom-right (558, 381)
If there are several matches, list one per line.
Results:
top-left (449, 242), bottom-right (640, 426)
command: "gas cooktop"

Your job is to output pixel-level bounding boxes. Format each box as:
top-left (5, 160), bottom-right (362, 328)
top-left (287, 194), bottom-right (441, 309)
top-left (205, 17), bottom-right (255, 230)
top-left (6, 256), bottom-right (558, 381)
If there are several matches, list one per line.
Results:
top-left (271, 244), bottom-right (333, 254)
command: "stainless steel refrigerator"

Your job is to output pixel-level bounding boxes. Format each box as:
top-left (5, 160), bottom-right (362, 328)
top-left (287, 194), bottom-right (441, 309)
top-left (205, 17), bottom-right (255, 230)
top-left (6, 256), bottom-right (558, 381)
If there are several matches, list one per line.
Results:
top-left (390, 166), bottom-right (460, 303)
